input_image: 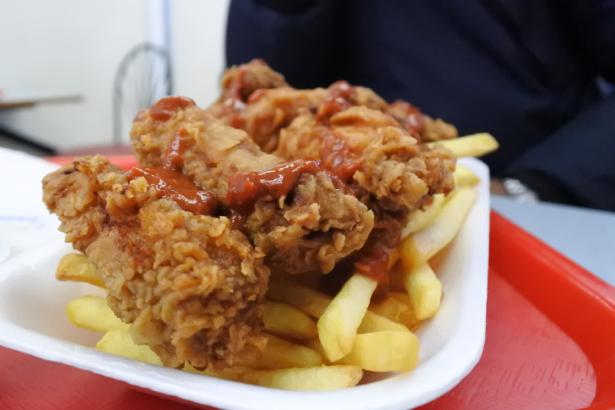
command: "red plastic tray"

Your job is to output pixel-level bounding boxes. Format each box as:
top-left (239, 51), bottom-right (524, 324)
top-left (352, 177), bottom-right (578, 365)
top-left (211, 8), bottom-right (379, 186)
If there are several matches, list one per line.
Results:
top-left (421, 212), bottom-right (615, 410)
top-left (2, 158), bottom-right (613, 409)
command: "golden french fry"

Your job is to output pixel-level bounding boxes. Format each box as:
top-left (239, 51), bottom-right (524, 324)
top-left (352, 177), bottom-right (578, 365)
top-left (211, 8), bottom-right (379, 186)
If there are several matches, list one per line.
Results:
top-left (369, 292), bottom-right (419, 330)
top-left (269, 279), bottom-right (402, 333)
top-left (267, 280), bottom-right (331, 318)
top-left (96, 324), bottom-right (162, 366)
top-left (401, 194), bottom-right (446, 238)
top-left (429, 133), bottom-right (498, 157)
top-left (338, 331), bottom-right (419, 372)
top-left (317, 274), bottom-right (377, 361)
top-left (307, 314), bottom-right (408, 365)
top-left (454, 165), bottom-right (480, 186)
top-left (263, 301), bottom-right (317, 340)
top-left (56, 253), bottom-right (105, 288)
top-left (239, 334), bottom-right (322, 370)
top-left (401, 187), bottom-right (477, 266)
top-left (238, 365), bottom-right (363, 391)
top-left (402, 262), bottom-right (442, 320)
top-left (302, 338), bottom-right (329, 362)
top-left (358, 311), bottom-right (409, 333)
top-left (66, 295), bottom-right (122, 332)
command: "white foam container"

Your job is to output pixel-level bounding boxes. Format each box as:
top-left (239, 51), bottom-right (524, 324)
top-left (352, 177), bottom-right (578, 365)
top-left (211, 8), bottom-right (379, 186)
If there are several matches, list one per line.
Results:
top-left (0, 158), bottom-right (490, 410)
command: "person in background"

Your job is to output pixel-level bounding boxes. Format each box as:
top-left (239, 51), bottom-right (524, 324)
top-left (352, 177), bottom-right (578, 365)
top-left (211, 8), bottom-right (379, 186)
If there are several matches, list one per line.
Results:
top-left (225, 0), bottom-right (615, 212)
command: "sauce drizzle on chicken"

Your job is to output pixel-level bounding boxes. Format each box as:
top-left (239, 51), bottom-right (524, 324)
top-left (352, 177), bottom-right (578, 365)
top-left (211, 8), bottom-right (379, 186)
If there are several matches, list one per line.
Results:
top-left (354, 245), bottom-right (399, 288)
top-left (128, 167), bottom-right (218, 215)
top-left (162, 128), bottom-right (193, 169)
top-left (319, 128), bottom-right (361, 182)
top-left (150, 96), bottom-right (196, 122)
top-left (226, 160), bottom-right (322, 213)
top-left (128, 128), bottom-right (218, 215)
top-left (316, 81), bottom-right (354, 121)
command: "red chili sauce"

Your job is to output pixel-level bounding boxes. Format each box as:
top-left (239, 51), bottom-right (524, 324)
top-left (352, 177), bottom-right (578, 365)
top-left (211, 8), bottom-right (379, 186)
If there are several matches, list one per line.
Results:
top-left (128, 167), bottom-right (218, 215)
top-left (224, 67), bottom-right (246, 102)
top-left (150, 96), bottom-right (196, 122)
top-left (226, 160), bottom-right (321, 213)
top-left (128, 128), bottom-right (217, 215)
top-left (162, 128), bottom-right (193, 170)
top-left (247, 88), bottom-right (267, 104)
top-left (221, 69), bottom-right (248, 128)
top-left (387, 100), bottom-right (425, 137)
top-left (319, 128), bottom-right (361, 183)
top-left (317, 81), bottom-right (355, 121)
top-left (354, 245), bottom-right (397, 285)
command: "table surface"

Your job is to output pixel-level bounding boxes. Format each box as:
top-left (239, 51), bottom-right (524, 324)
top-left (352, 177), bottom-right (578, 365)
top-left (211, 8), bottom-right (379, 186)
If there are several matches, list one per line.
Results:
top-left (0, 93), bottom-right (81, 109)
top-left (491, 196), bottom-right (615, 285)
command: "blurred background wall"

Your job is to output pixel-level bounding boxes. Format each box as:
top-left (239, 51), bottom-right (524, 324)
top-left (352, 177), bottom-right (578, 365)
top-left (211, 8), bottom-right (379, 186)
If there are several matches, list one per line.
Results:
top-left (0, 0), bottom-right (229, 151)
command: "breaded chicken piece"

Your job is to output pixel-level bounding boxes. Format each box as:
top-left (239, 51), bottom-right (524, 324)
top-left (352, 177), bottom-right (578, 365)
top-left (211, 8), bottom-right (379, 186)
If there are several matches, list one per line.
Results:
top-left (43, 156), bottom-right (269, 369)
top-left (277, 107), bottom-right (456, 212)
top-left (209, 86), bottom-right (328, 152)
top-left (218, 58), bottom-right (288, 102)
top-left (131, 97), bottom-right (374, 275)
top-left (207, 60), bottom-right (456, 213)
top-left (208, 59), bottom-right (458, 149)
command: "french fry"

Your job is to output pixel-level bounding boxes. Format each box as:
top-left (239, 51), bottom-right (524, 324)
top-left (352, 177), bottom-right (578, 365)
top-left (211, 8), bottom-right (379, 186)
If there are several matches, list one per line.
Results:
top-left (317, 274), bottom-right (377, 361)
top-left (454, 165), bottom-right (480, 187)
top-left (401, 194), bottom-right (445, 238)
top-left (267, 280), bottom-right (331, 318)
top-left (429, 133), bottom-right (498, 157)
top-left (401, 187), bottom-right (477, 266)
top-left (66, 295), bottom-right (122, 332)
top-left (94, 325), bottom-right (352, 391)
top-left (369, 292), bottom-right (420, 330)
top-left (239, 335), bottom-right (322, 370)
top-left (269, 280), bottom-right (404, 332)
top-left (402, 262), bottom-right (442, 320)
top-left (263, 301), bottom-right (317, 340)
top-left (96, 324), bottom-right (162, 366)
top-left (56, 253), bottom-right (105, 288)
top-left (338, 331), bottom-right (419, 372)
top-left (238, 365), bottom-right (363, 391)
top-left (358, 311), bottom-right (409, 333)
top-left (302, 338), bottom-right (329, 362)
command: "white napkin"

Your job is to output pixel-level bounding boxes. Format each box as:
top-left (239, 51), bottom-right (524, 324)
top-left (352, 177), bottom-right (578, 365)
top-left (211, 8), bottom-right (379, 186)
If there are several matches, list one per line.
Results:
top-left (0, 147), bottom-right (65, 264)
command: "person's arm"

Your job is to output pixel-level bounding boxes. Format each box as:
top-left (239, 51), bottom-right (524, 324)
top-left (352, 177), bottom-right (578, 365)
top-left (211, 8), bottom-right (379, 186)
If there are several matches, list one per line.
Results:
top-left (506, 0), bottom-right (615, 211)
top-left (507, 93), bottom-right (615, 210)
top-left (225, 0), bottom-right (337, 88)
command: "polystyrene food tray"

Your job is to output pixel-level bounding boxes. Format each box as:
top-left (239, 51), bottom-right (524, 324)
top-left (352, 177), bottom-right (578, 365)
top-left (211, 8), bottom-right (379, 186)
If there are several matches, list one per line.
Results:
top-left (0, 157), bottom-right (490, 410)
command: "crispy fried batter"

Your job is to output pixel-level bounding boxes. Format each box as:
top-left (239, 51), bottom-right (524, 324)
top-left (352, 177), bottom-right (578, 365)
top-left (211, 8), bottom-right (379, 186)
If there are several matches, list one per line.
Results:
top-left (386, 100), bottom-right (458, 142)
top-left (43, 156), bottom-right (269, 369)
top-left (43, 59), bottom-right (460, 372)
top-left (207, 60), bottom-right (456, 214)
top-left (278, 107), bottom-right (456, 212)
top-left (131, 99), bottom-right (374, 275)
top-left (219, 58), bottom-right (288, 102)
top-left (208, 59), bottom-right (458, 149)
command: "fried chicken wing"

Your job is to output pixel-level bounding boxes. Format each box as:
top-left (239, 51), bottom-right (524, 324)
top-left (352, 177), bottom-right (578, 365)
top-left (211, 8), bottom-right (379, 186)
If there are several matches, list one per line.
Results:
top-left (207, 61), bottom-right (456, 214)
top-left (209, 59), bottom-right (458, 150)
top-left (278, 106), bottom-right (456, 212)
top-left (131, 97), bottom-right (374, 275)
top-left (42, 58), bottom-right (468, 378)
top-left (219, 58), bottom-right (288, 102)
top-left (43, 156), bottom-right (269, 369)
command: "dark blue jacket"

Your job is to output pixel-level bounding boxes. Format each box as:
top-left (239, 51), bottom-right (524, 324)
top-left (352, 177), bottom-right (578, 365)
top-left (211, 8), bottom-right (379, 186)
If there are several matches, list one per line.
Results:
top-left (226, 0), bottom-right (615, 211)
